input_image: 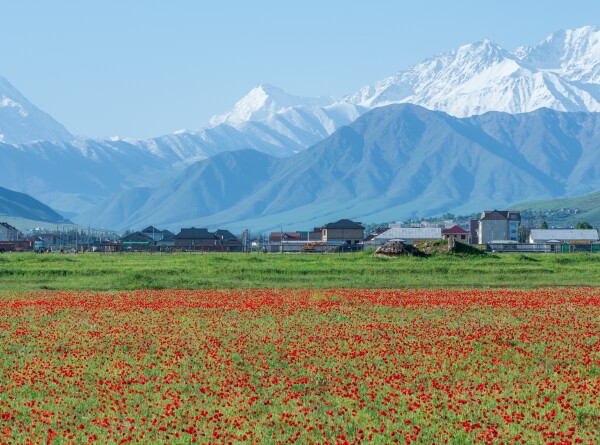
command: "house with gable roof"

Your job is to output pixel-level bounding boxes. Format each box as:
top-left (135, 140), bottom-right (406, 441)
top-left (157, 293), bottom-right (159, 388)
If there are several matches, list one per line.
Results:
top-left (442, 225), bottom-right (470, 243)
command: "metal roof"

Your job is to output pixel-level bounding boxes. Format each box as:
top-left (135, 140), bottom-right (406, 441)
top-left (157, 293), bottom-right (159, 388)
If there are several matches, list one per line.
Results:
top-left (174, 228), bottom-right (217, 240)
top-left (530, 229), bottom-right (598, 242)
top-left (374, 227), bottom-right (442, 240)
top-left (442, 225), bottom-right (469, 234)
top-left (322, 219), bottom-right (365, 229)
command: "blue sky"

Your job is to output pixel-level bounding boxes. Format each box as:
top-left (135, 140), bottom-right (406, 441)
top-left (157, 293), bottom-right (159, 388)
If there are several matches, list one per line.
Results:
top-left (2, 0), bottom-right (600, 139)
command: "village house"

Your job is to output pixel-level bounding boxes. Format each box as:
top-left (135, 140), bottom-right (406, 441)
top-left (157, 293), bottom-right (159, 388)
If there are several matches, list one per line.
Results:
top-left (441, 225), bottom-right (470, 243)
top-left (174, 228), bottom-right (219, 249)
top-left (321, 219), bottom-right (365, 246)
top-left (120, 232), bottom-right (155, 251)
top-left (478, 210), bottom-right (520, 244)
top-left (156, 230), bottom-right (175, 248)
top-left (140, 226), bottom-right (165, 242)
top-left (173, 227), bottom-right (243, 251)
top-left (215, 229), bottom-right (244, 252)
top-left (0, 222), bottom-right (21, 241)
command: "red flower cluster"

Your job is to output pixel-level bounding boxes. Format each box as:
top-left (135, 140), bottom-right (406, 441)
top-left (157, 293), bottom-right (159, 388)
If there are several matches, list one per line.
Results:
top-left (0, 288), bottom-right (598, 444)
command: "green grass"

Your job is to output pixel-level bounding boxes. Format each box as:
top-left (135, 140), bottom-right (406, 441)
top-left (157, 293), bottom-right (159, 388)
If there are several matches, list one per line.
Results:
top-left (1, 250), bottom-right (600, 291)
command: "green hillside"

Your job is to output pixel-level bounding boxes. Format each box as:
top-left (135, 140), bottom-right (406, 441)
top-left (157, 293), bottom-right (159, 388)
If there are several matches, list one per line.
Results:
top-left (0, 186), bottom-right (69, 223)
top-left (513, 191), bottom-right (600, 227)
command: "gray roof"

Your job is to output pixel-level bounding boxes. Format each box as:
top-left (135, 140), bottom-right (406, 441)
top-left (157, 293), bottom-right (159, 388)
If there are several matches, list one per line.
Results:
top-left (322, 219), bottom-right (365, 229)
top-left (480, 210), bottom-right (521, 221)
top-left (174, 228), bottom-right (217, 240)
top-left (530, 229), bottom-right (598, 242)
top-left (121, 232), bottom-right (154, 243)
top-left (374, 227), bottom-right (442, 240)
top-left (0, 222), bottom-right (18, 231)
top-left (215, 229), bottom-right (238, 241)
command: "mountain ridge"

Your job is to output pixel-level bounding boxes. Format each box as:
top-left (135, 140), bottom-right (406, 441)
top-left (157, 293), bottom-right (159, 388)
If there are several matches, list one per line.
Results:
top-left (75, 105), bottom-right (600, 232)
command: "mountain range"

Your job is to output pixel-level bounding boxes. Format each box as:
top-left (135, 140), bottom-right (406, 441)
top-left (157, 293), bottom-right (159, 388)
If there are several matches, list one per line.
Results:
top-left (76, 104), bottom-right (600, 231)
top-left (2, 26), bottom-right (600, 230)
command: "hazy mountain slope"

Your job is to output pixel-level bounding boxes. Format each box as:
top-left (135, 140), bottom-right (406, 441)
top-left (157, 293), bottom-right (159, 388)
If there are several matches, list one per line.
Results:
top-left (78, 105), bottom-right (600, 232)
top-left (76, 149), bottom-right (278, 229)
top-left (0, 75), bottom-right (73, 145)
top-left (0, 139), bottom-right (171, 215)
top-left (0, 186), bottom-right (69, 223)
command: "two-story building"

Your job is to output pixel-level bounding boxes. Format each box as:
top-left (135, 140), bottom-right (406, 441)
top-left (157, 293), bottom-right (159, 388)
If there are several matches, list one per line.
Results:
top-left (321, 219), bottom-right (365, 246)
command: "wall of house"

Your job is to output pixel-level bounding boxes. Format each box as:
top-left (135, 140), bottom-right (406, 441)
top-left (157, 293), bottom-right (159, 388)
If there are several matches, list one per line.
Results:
top-left (0, 227), bottom-right (19, 242)
top-left (322, 228), bottom-right (364, 244)
top-left (443, 233), bottom-right (469, 243)
top-left (479, 220), bottom-right (508, 244)
top-left (174, 238), bottom-right (218, 248)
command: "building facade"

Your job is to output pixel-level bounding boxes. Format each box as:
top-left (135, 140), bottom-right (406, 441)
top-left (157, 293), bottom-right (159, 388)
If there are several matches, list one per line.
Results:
top-left (441, 225), bottom-right (470, 243)
top-left (478, 210), bottom-right (521, 244)
top-left (321, 219), bottom-right (365, 245)
top-left (0, 222), bottom-right (21, 241)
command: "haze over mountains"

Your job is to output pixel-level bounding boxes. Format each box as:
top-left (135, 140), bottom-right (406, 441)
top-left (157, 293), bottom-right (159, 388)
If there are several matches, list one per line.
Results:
top-left (76, 105), bottom-right (600, 231)
top-left (2, 26), bottom-right (600, 230)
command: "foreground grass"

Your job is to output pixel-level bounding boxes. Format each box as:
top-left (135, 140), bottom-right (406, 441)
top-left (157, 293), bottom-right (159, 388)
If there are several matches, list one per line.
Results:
top-left (1, 251), bottom-right (600, 291)
top-left (1, 289), bottom-right (598, 444)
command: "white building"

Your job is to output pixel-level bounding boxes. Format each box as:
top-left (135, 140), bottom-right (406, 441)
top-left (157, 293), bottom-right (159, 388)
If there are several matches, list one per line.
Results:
top-left (479, 210), bottom-right (520, 244)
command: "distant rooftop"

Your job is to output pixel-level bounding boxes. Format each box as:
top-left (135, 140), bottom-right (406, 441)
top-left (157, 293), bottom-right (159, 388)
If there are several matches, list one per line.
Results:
top-left (322, 219), bottom-right (365, 230)
top-left (530, 229), bottom-right (598, 242)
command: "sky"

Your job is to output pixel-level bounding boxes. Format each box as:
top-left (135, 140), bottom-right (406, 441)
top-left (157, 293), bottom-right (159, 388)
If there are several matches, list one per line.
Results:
top-left (2, 0), bottom-right (600, 140)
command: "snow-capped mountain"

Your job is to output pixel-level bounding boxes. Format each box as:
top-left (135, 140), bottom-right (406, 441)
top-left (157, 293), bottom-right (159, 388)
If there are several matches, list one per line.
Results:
top-left (208, 84), bottom-right (365, 150)
top-left (211, 26), bottom-right (600, 136)
top-left (209, 84), bottom-right (333, 126)
top-left (515, 25), bottom-right (600, 83)
top-left (0, 75), bottom-right (73, 144)
top-left (345, 26), bottom-right (600, 116)
top-left (5, 25), bottom-right (600, 229)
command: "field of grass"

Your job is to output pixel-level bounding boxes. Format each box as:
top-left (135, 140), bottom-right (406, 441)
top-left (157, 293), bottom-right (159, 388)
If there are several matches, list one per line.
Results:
top-left (1, 250), bottom-right (600, 291)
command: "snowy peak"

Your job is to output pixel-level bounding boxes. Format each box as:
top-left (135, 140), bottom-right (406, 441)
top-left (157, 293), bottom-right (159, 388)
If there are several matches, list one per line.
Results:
top-left (343, 26), bottom-right (600, 117)
top-left (202, 26), bottom-right (600, 154)
top-left (344, 37), bottom-right (524, 111)
top-left (516, 26), bottom-right (600, 83)
top-left (209, 83), bottom-right (333, 126)
top-left (0, 75), bottom-right (73, 145)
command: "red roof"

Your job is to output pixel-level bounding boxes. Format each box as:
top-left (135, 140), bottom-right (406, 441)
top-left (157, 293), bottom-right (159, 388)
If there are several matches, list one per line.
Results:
top-left (441, 225), bottom-right (469, 235)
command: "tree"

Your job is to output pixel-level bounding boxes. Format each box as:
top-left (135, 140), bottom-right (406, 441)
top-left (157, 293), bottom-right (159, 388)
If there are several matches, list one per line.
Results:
top-left (540, 221), bottom-right (548, 229)
top-left (518, 225), bottom-right (530, 243)
top-left (575, 221), bottom-right (593, 229)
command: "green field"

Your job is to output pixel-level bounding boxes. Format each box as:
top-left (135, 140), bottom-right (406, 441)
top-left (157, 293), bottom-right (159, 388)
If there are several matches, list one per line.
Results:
top-left (1, 250), bottom-right (600, 291)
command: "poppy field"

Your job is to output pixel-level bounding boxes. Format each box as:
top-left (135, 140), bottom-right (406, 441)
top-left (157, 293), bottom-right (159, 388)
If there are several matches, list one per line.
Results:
top-left (1, 288), bottom-right (599, 444)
